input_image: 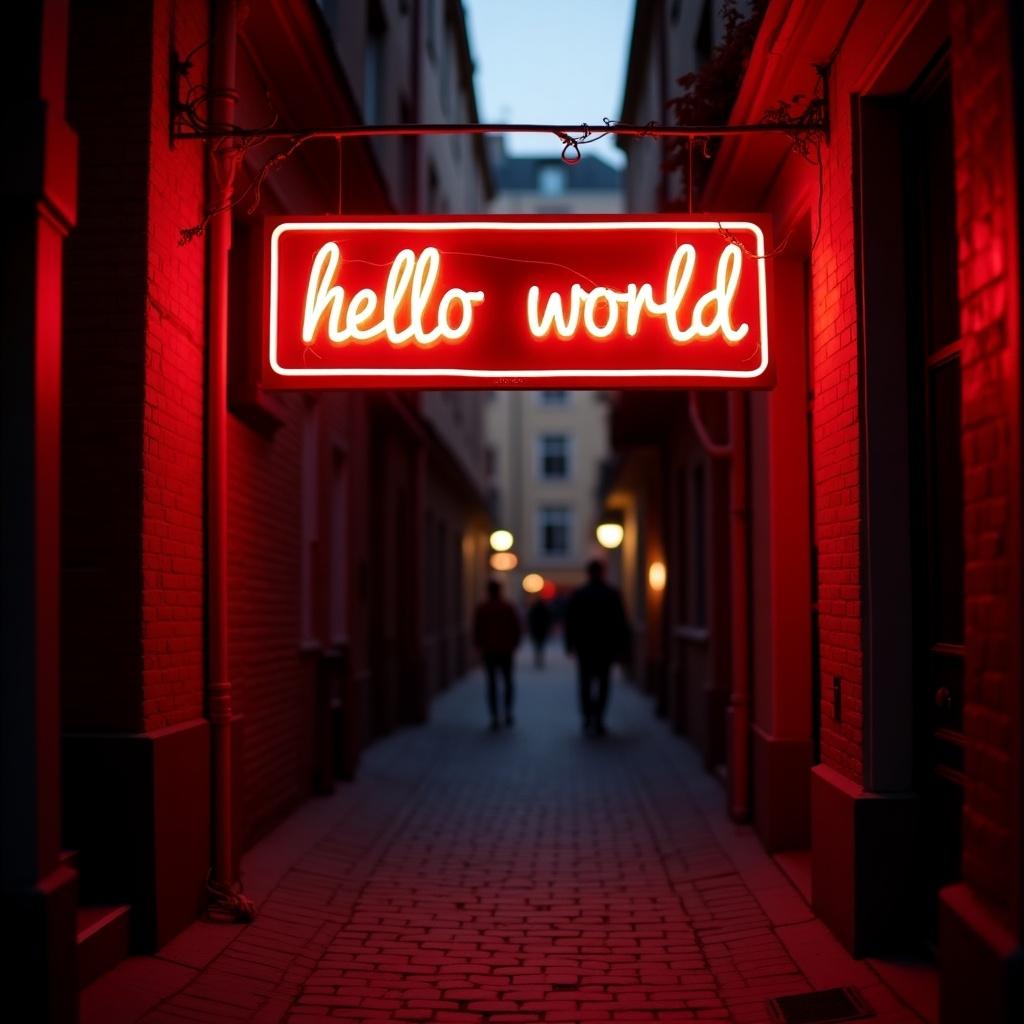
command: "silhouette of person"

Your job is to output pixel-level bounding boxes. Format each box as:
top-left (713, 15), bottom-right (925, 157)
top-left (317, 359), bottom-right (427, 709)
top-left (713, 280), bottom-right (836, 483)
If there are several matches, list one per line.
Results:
top-left (526, 597), bottom-right (553, 669)
top-left (473, 580), bottom-right (522, 730)
top-left (565, 560), bottom-right (631, 736)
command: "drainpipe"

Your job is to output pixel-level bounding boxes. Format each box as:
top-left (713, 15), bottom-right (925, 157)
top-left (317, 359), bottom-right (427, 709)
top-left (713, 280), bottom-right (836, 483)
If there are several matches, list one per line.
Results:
top-left (688, 392), bottom-right (751, 821)
top-left (205, 0), bottom-right (253, 919)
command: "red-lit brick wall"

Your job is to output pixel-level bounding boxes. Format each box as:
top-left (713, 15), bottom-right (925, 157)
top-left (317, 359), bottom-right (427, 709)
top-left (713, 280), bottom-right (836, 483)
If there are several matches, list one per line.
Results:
top-left (808, 67), bottom-right (864, 785)
top-left (141, 0), bottom-right (208, 730)
top-left (62, 0), bottom-right (209, 734)
top-left (950, 0), bottom-right (1020, 914)
top-left (227, 399), bottom-right (314, 843)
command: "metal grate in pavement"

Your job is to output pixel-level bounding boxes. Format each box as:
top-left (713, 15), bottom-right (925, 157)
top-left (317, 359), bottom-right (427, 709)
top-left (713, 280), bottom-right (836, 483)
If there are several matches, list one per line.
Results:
top-left (768, 987), bottom-right (874, 1023)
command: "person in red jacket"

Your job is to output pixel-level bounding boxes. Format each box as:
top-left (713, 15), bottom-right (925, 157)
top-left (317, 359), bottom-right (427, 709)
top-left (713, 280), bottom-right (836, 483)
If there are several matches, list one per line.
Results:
top-left (473, 580), bottom-right (522, 730)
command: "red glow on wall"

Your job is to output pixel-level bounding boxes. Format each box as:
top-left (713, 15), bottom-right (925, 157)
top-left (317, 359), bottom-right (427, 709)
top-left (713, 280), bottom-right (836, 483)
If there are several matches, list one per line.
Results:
top-left (264, 216), bottom-right (773, 389)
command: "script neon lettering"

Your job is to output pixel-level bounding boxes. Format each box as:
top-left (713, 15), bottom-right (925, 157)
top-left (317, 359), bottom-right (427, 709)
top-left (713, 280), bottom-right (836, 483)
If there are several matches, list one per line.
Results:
top-left (526, 243), bottom-right (749, 344)
top-left (302, 242), bottom-right (484, 346)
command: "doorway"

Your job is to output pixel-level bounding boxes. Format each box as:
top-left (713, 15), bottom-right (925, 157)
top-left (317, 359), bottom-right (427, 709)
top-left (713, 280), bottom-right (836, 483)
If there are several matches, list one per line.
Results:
top-left (903, 55), bottom-right (966, 941)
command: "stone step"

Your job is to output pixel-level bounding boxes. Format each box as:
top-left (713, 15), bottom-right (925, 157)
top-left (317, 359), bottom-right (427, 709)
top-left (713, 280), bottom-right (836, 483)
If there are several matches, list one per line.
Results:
top-left (77, 904), bottom-right (131, 989)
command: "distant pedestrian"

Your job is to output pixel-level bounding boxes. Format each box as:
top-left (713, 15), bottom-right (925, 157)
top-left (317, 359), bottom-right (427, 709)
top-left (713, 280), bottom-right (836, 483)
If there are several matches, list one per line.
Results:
top-left (565, 560), bottom-right (631, 736)
top-left (526, 597), bottom-right (553, 669)
top-left (473, 580), bottom-right (522, 730)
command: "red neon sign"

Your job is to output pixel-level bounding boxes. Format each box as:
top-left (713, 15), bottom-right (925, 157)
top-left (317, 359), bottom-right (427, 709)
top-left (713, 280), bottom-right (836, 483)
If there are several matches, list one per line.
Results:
top-left (264, 216), bottom-right (772, 389)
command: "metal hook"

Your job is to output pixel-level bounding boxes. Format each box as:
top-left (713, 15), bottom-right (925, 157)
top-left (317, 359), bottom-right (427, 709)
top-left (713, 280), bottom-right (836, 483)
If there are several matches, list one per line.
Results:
top-left (561, 138), bottom-right (582, 165)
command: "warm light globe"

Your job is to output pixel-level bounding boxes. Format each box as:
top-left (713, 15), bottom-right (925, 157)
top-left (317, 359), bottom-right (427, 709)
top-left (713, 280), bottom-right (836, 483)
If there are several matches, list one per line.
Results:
top-left (648, 561), bottom-right (667, 592)
top-left (489, 551), bottom-right (518, 571)
top-left (522, 573), bottom-right (544, 594)
top-left (595, 522), bottom-right (624, 549)
top-left (489, 529), bottom-right (514, 552)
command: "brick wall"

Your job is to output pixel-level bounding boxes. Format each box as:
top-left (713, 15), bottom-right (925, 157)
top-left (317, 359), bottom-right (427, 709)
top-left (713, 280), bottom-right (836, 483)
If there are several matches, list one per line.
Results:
top-left (141, 0), bottom-right (208, 730)
top-left (227, 397), bottom-right (316, 843)
top-left (808, 66), bottom-right (864, 785)
top-left (950, 0), bottom-right (1019, 913)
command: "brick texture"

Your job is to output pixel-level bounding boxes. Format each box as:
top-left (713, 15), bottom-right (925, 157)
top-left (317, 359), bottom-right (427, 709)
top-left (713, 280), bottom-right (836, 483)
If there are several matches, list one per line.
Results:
top-left (141, 0), bottom-right (208, 730)
top-left (89, 659), bottom-right (923, 1024)
top-left (808, 59), bottom-right (864, 785)
top-left (950, 0), bottom-right (1020, 913)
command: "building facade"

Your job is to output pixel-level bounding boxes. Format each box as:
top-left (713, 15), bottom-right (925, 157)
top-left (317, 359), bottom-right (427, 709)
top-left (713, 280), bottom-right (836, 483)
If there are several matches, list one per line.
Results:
top-left (5, 0), bottom-right (492, 1016)
top-left (612, 1), bottom-right (1022, 1021)
top-left (484, 152), bottom-right (622, 597)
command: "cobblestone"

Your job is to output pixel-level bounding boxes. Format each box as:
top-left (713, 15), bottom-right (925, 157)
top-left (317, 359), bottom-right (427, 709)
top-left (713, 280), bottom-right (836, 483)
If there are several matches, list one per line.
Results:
top-left (84, 651), bottom-right (930, 1023)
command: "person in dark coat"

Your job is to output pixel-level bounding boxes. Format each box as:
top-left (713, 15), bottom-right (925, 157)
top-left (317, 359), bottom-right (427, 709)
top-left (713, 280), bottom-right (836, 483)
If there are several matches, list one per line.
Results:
top-left (564, 560), bottom-right (631, 736)
top-left (473, 580), bottom-right (522, 730)
top-left (526, 597), bottom-right (553, 669)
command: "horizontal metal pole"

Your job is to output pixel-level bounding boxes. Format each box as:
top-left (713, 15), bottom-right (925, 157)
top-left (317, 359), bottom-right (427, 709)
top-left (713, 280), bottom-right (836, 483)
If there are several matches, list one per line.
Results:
top-left (172, 120), bottom-right (825, 142)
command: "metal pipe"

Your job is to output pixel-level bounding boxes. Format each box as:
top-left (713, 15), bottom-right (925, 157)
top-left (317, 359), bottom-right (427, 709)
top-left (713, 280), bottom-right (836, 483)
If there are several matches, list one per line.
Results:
top-left (686, 391), bottom-right (751, 820)
top-left (173, 119), bottom-right (825, 143)
top-left (205, 0), bottom-right (243, 910)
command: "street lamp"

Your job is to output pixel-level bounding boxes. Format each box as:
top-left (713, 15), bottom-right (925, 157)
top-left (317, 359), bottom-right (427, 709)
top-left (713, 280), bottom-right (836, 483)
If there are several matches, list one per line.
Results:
top-left (595, 522), bottom-right (624, 549)
top-left (648, 561), bottom-right (667, 592)
top-left (489, 551), bottom-right (518, 571)
top-left (489, 529), bottom-right (514, 552)
top-left (522, 573), bottom-right (544, 594)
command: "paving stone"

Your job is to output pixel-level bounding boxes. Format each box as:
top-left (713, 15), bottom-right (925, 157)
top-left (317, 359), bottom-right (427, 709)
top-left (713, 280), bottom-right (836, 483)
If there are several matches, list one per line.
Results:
top-left (84, 651), bottom-right (931, 1023)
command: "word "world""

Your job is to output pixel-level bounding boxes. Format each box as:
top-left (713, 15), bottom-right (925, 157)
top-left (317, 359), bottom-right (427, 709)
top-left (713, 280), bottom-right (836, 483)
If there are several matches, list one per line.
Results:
top-left (527, 243), bottom-right (749, 343)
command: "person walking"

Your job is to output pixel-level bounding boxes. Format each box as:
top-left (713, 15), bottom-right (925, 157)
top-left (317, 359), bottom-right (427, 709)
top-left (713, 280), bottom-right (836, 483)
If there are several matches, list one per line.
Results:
top-left (565, 560), bottom-right (631, 736)
top-left (526, 596), bottom-right (553, 669)
top-left (473, 580), bottom-right (522, 730)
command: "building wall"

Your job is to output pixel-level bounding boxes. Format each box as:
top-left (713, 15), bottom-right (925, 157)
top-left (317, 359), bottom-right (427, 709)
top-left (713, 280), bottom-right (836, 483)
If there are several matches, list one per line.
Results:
top-left (614, 0), bottom-right (1022, 1014)
top-left (38, 0), bottom-right (493, 1000)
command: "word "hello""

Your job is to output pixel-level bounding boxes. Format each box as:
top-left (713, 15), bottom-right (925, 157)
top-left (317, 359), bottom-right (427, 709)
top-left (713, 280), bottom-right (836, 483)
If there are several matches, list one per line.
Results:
top-left (303, 242), bottom-right (485, 346)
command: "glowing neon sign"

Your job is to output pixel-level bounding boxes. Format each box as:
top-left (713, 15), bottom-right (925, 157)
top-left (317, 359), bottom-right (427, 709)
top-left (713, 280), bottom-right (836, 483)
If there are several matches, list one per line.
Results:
top-left (265, 216), bottom-right (773, 389)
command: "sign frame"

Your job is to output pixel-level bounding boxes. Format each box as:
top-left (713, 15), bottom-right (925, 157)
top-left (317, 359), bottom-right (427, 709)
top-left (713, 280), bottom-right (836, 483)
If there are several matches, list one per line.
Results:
top-left (263, 214), bottom-right (774, 390)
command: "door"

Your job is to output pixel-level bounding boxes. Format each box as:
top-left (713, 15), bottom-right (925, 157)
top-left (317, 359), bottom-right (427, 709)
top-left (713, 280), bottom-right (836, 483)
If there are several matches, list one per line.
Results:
top-left (903, 54), bottom-right (965, 939)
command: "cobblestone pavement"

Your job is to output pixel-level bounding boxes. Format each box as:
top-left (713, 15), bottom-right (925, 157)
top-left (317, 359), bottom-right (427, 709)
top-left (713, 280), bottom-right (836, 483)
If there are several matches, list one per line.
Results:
top-left (84, 650), bottom-right (933, 1024)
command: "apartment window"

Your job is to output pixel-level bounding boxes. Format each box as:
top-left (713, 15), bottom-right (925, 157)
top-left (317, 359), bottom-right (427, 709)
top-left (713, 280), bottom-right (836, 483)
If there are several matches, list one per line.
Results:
top-left (538, 164), bottom-right (568, 196)
top-left (426, 0), bottom-right (437, 57)
top-left (539, 506), bottom-right (572, 557)
top-left (539, 390), bottom-right (569, 406)
top-left (539, 434), bottom-right (570, 480)
top-left (364, 1), bottom-right (386, 124)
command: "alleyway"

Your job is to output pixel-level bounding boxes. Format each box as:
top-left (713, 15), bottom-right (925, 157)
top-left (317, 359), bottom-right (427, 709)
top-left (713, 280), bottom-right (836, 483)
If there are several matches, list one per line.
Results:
top-left (84, 653), bottom-right (934, 1024)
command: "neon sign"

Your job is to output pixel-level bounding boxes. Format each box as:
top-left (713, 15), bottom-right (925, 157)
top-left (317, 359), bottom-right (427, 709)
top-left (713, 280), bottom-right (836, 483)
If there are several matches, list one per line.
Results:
top-left (264, 216), bottom-right (773, 389)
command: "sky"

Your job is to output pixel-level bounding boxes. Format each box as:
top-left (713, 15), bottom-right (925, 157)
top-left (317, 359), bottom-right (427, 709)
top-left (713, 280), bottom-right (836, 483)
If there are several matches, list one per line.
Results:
top-left (462, 0), bottom-right (635, 168)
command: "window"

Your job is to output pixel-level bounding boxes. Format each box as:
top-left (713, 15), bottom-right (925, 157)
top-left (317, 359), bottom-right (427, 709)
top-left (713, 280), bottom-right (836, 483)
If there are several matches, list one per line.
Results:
top-left (537, 164), bottom-right (567, 196)
top-left (364, 2), bottom-right (386, 124)
top-left (539, 434), bottom-right (570, 480)
top-left (539, 390), bottom-right (570, 406)
top-left (539, 506), bottom-right (572, 557)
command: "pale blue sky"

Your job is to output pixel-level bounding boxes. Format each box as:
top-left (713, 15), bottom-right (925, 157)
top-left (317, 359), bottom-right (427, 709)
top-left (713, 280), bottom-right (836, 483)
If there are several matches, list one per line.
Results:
top-left (462, 0), bottom-right (634, 168)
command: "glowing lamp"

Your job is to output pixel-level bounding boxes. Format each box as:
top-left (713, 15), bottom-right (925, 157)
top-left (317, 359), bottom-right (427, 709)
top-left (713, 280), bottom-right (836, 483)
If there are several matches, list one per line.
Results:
top-left (522, 573), bottom-right (544, 594)
top-left (489, 552), bottom-right (518, 571)
top-left (595, 522), bottom-right (624, 550)
top-left (489, 529), bottom-right (514, 552)
top-left (648, 561), bottom-right (667, 592)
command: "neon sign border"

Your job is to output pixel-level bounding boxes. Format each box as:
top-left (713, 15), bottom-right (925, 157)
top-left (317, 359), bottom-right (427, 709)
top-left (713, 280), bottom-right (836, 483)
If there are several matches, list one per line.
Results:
top-left (267, 219), bottom-right (770, 382)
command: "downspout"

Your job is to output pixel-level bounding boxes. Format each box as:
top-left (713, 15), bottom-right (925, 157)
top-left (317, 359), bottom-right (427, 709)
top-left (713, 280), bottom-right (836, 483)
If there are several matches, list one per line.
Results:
top-left (688, 391), bottom-right (751, 821)
top-left (205, 0), bottom-right (253, 919)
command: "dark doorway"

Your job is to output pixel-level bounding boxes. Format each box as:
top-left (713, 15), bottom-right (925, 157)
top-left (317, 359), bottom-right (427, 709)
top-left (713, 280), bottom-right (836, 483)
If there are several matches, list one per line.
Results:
top-left (902, 53), bottom-right (965, 942)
